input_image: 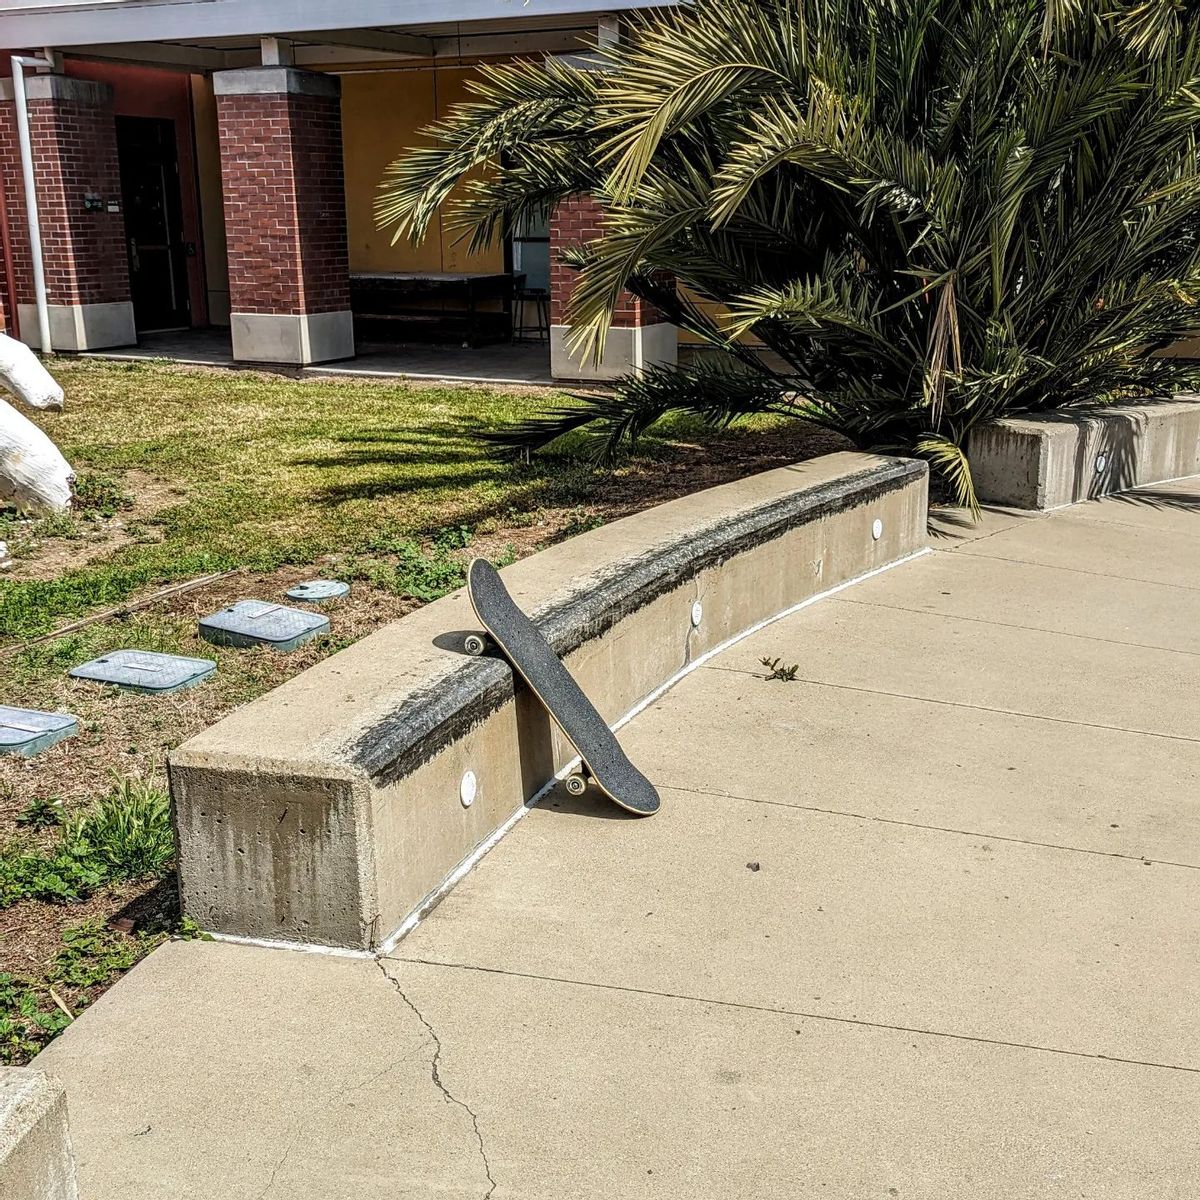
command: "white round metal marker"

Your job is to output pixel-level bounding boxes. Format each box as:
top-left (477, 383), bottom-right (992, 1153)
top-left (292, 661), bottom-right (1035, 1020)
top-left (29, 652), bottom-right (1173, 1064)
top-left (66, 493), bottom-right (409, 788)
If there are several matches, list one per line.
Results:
top-left (691, 600), bottom-right (703, 628)
top-left (1095, 453), bottom-right (1107, 473)
top-left (459, 771), bottom-right (477, 808)
top-left (871, 518), bottom-right (883, 540)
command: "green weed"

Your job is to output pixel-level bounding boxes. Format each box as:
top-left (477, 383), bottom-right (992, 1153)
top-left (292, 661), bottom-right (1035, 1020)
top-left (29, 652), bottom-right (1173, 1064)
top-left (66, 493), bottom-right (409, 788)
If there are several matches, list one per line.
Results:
top-left (49, 922), bottom-right (145, 989)
top-left (63, 776), bottom-right (174, 883)
top-left (559, 509), bottom-right (606, 539)
top-left (0, 841), bottom-right (105, 906)
top-left (72, 473), bottom-right (133, 519)
top-left (16, 796), bottom-right (64, 830)
top-left (0, 973), bottom-right (71, 1064)
top-left (30, 511), bottom-right (81, 540)
top-left (0, 775), bottom-right (173, 908)
top-left (760, 656), bottom-right (799, 682)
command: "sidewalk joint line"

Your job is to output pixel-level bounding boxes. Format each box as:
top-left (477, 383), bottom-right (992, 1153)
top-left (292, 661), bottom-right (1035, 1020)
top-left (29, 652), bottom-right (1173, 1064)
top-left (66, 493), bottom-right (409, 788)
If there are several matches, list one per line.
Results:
top-left (829, 595), bottom-right (1200, 658)
top-left (662, 784), bottom-right (1200, 871)
top-left (376, 960), bottom-right (497, 1199)
top-left (1054, 511), bottom-right (1200, 544)
top-left (953, 547), bottom-right (1200, 592)
top-left (386, 958), bottom-right (1200, 1076)
top-left (700, 667), bottom-right (1200, 745)
top-left (930, 511), bottom-right (1047, 550)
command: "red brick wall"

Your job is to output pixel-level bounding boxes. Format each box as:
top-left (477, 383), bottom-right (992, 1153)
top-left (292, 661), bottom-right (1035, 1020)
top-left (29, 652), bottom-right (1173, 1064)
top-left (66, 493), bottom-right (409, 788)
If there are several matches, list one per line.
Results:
top-left (0, 81), bottom-right (130, 322)
top-left (550, 193), bottom-right (665, 328)
top-left (216, 90), bottom-right (349, 316)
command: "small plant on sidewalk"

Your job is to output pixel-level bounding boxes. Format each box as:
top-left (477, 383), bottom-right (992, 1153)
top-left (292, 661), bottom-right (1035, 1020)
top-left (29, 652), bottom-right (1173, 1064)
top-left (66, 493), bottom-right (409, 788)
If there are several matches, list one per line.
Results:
top-left (760, 656), bottom-right (799, 682)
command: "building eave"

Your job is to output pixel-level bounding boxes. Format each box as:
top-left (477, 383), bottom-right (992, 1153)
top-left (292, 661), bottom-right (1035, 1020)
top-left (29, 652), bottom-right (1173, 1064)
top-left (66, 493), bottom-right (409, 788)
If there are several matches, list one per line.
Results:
top-left (0, 0), bottom-right (673, 51)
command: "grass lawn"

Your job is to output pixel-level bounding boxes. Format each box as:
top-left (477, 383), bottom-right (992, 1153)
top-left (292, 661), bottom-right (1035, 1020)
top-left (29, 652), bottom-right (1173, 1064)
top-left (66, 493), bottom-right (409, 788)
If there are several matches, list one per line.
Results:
top-left (0, 357), bottom-right (847, 1063)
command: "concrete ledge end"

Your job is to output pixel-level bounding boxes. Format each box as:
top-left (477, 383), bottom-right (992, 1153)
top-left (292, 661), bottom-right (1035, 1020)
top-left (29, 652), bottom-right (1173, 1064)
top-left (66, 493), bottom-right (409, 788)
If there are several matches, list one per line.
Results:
top-left (968, 397), bottom-right (1200, 509)
top-left (0, 1068), bottom-right (78, 1200)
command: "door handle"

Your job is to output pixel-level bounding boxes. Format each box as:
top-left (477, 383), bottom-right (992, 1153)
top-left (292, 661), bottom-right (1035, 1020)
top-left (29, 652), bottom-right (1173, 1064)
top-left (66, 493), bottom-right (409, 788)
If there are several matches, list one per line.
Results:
top-left (129, 238), bottom-right (139, 271)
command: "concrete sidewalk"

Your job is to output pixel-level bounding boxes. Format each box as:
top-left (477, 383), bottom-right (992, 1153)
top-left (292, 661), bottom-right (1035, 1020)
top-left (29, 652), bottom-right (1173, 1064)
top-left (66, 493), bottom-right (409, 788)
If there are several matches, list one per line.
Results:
top-left (35, 479), bottom-right (1200, 1198)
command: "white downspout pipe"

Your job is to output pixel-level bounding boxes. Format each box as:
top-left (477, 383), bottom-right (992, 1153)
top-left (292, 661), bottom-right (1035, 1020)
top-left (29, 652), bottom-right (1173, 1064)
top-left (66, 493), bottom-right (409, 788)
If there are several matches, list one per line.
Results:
top-left (10, 55), bottom-right (54, 357)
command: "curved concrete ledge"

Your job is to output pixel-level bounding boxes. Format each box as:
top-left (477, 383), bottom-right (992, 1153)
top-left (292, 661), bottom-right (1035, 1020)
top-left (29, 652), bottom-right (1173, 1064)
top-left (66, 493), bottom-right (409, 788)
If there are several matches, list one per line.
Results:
top-left (169, 451), bottom-right (929, 951)
top-left (968, 398), bottom-right (1200, 510)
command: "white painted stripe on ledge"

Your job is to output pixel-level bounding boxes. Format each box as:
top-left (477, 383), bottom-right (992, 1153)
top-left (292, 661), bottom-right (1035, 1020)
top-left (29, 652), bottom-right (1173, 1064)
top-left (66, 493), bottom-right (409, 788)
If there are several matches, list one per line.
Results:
top-left (206, 931), bottom-right (374, 960)
top-left (206, 544), bottom-right (933, 960)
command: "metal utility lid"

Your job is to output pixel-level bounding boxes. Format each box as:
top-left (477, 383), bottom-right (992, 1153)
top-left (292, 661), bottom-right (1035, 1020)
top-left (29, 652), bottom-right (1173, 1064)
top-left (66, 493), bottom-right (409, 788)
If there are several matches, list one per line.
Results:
top-left (0, 705), bottom-right (78, 757)
top-left (69, 649), bottom-right (217, 694)
top-left (285, 579), bottom-right (350, 604)
top-left (199, 599), bottom-right (330, 653)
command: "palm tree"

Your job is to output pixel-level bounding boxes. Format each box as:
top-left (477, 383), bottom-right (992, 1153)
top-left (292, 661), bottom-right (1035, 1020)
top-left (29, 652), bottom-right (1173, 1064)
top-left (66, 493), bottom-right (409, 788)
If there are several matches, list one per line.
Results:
top-left (377, 0), bottom-right (1200, 511)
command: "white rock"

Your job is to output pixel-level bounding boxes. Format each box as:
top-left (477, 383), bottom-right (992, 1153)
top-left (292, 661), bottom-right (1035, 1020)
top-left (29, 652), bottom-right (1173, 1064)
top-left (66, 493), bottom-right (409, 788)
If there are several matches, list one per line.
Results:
top-left (0, 333), bottom-right (73, 513)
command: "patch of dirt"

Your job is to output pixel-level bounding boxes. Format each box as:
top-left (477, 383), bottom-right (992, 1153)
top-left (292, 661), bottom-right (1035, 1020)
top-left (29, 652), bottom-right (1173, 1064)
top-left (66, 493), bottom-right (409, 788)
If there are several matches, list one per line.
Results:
top-left (0, 565), bottom-right (421, 827)
top-left (0, 879), bottom-right (158, 980)
top-left (5, 471), bottom-right (184, 583)
top-left (582, 422), bottom-right (853, 517)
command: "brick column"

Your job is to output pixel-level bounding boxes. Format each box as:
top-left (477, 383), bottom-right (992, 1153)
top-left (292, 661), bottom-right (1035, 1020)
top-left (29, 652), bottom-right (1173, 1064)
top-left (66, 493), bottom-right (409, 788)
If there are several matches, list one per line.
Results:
top-left (212, 68), bottom-right (352, 365)
top-left (0, 75), bottom-right (134, 351)
top-left (549, 193), bottom-right (676, 381)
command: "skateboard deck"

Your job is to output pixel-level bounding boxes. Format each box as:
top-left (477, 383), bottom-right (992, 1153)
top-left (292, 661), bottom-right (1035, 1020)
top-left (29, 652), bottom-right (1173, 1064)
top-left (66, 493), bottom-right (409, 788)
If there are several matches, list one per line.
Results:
top-left (466, 558), bottom-right (660, 816)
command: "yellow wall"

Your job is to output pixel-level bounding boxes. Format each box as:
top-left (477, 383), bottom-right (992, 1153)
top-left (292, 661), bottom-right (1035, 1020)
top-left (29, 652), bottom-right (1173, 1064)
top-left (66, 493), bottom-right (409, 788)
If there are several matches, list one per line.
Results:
top-left (341, 67), bottom-right (503, 275)
top-left (190, 74), bottom-right (230, 325)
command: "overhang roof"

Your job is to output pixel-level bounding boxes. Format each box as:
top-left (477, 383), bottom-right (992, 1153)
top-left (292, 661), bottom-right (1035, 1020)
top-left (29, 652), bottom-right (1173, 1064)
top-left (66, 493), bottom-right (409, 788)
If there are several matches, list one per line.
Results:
top-left (0, 0), bottom-right (671, 62)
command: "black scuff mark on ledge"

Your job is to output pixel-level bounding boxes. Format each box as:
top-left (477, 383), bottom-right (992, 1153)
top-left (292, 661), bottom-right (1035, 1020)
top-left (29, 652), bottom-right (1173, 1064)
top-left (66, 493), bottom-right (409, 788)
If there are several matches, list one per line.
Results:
top-left (348, 459), bottom-right (926, 787)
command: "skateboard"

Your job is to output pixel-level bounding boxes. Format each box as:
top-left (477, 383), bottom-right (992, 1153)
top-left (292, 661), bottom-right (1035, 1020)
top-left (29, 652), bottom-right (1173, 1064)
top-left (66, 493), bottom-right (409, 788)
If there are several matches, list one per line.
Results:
top-left (465, 558), bottom-right (661, 816)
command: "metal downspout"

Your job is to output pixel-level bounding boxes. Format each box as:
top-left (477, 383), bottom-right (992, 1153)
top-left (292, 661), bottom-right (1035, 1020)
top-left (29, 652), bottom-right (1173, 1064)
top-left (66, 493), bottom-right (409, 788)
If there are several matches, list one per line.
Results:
top-left (10, 55), bottom-right (54, 356)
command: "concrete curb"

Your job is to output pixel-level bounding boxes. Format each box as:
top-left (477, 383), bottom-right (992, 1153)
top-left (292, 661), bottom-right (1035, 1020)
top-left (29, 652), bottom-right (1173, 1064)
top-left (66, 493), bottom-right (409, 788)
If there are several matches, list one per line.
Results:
top-left (968, 398), bottom-right (1200, 509)
top-left (0, 1069), bottom-right (78, 1200)
top-left (169, 452), bottom-right (929, 951)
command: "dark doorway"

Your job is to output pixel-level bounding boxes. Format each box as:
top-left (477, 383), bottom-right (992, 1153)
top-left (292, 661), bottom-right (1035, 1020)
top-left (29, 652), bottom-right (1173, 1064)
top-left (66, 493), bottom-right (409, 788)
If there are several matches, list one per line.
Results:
top-left (116, 115), bottom-right (191, 332)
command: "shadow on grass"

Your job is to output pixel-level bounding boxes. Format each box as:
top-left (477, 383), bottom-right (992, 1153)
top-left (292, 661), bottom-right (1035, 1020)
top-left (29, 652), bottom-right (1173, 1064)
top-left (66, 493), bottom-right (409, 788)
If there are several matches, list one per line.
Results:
top-left (109, 875), bottom-right (180, 936)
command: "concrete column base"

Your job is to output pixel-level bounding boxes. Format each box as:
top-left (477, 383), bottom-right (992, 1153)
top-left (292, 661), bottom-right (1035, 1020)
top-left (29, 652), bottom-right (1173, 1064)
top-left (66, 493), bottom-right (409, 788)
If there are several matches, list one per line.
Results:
top-left (17, 302), bottom-right (135, 352)
top-left (551, 322), bottom-right (677, 381)
top-left (0, 1068), bottom-right (78, 1200)
top-left (229, 310), bottom-right (355, 365)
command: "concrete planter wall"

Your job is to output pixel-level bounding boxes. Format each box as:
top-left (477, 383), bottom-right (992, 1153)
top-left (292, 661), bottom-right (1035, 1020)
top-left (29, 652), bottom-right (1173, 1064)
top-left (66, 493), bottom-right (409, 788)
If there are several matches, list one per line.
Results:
top-left (169, 451), bottom-right (929, 952)
top-left (968, 398), bottom-right (1200, 510)
top-left (0, 1069), bottom-right (78, 1200)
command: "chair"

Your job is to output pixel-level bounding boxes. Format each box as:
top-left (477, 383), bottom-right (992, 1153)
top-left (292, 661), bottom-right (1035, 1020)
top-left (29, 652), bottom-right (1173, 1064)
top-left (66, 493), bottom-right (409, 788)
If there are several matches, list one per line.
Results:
top-left (512, 274), bottom-right (550, 343)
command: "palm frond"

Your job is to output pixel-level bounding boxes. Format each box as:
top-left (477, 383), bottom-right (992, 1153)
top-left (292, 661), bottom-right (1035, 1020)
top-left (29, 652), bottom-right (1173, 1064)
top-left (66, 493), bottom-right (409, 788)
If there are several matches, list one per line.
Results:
top-left (481, 359), bottom-right (793, 460)
top-left (915, 434), bottom-right (981, 517)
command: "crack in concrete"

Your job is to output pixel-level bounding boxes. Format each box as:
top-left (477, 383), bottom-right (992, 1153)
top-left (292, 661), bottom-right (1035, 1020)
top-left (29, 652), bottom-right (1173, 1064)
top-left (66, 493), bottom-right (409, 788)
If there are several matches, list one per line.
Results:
top-left (253, 1141), bottom-right (293, 1200)
top-left (251, 1043), bottom-right (423, 1199)
top-left (376, 959), bottom-right (497, 1199)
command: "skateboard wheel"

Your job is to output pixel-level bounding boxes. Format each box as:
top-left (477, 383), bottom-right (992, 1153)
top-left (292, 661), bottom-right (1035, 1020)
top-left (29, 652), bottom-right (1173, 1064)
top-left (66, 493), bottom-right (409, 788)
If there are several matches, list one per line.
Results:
top-left (464, 633), bottom-right (488, 657)
top-left (564, 772), bottom-right (588, 797)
